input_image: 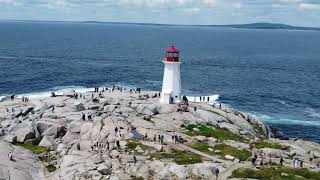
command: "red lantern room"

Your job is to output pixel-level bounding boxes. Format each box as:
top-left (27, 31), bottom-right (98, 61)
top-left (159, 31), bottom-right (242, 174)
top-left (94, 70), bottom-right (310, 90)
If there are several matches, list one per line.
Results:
top-left (166, 46), bottom-right (180, 62)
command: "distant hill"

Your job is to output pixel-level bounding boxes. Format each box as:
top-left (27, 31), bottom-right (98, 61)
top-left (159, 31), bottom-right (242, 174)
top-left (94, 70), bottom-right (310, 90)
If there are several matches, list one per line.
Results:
top-left (3, 20), bottom-right (320, 31)
top-left (81, 21), bottom-right (320, 31)
top-left (204, 23), bottom-right (320, 31)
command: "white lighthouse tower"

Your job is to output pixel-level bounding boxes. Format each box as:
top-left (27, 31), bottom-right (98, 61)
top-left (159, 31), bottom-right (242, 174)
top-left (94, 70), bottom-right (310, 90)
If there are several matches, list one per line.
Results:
top-left (160, 46), bottom-right (181, 104)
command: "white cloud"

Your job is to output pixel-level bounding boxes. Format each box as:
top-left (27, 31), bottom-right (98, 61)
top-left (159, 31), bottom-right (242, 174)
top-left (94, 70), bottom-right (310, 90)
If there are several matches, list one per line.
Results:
top-left (202, 0), bottom-right (217, 7)
top-left (299, 3), bottom-right (320, 10)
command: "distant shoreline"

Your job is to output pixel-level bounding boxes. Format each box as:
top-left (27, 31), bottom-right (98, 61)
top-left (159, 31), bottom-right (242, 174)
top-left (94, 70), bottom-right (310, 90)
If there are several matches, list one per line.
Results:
top-left (1, 20), bottom-right (320, 31)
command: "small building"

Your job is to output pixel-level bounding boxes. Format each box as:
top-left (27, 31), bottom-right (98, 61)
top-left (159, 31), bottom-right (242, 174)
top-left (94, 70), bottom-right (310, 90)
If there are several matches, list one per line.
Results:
top-left (160, 46), bottom-right (182, 104)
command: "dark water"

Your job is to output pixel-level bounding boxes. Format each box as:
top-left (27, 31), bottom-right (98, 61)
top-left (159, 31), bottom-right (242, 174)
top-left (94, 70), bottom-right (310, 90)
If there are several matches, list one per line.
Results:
top-left (0, 21), bottom-right (319, 143)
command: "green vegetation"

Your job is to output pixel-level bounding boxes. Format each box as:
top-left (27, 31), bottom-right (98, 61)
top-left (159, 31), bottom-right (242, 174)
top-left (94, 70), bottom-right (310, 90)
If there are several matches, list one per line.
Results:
top-left (250, 140), bottom-right (289, 150)
top-left (15, 143), bottom-right (49, 154)
top-left (16, 143), bottom-right (56, 172)
top-left (46, 165), bottom-right (56, 172)
top-left (190, 143), bottom-right (252, 161)
top-left (127, 140), bottom-right (143, 150)
top-left (214, 144), bottom-right (251, 161)
top-left (231, 166), bottom-right (320, 180)
top-left (150, 149), bottom-right (202, 165)
top-left (185, 124), bottom-right (247, 142)
top-left (127, 140), bottom-right (155, 155)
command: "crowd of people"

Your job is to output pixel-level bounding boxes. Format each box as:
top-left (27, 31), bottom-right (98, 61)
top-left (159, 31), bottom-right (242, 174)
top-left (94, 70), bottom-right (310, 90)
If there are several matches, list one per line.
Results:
top-left (251, 154), bottom-right (308, 169)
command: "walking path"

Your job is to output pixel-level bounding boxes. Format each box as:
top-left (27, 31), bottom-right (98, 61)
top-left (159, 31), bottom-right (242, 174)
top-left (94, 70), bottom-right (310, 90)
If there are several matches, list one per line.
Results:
top-left (169, 142), bottom-right (252, 180)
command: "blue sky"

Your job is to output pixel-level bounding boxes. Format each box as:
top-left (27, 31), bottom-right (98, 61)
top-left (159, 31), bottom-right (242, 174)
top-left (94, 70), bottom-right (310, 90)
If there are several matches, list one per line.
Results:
top-left (0, 0), bottom-right (319, 27)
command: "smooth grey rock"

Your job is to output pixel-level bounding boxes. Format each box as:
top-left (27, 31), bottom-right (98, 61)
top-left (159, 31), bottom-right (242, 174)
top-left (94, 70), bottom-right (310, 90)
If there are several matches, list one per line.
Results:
top-left (0, 141), bottom-right (45, 180)
top-left (67, 121), bottom-right (82, 133)
top-left (225, 155), bottom-right (235, 160)
top-left (195, 109), bottom-right (226, 124)
top-left (15, 123), bottom-right (35, 143)
top-left (110, 150), bottom-right (120, 158)
top-left (97, 164), bottom-right (112, 175)
top-left (74, 102), bottom-right (85, 111)
top-left (3, 135), bottom-right (17, 143)
top-left (39, 136), bottom-right (55, 148)
top-left (195, 136), bottom-right (206, 142)
top-left (92, 154), bottom-right (103, 164)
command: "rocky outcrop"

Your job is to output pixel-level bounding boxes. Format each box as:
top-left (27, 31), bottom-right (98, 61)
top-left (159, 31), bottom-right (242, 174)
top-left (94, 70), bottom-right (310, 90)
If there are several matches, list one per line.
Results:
top-left (15, 123), bottom-right (35, 143)
top-left (0, 141), bottom-right (45, 180)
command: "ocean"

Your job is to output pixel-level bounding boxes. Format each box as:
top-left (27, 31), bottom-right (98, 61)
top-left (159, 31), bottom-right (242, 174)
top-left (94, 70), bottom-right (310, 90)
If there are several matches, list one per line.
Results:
top-left (0, 21), bottom-right (319, 143)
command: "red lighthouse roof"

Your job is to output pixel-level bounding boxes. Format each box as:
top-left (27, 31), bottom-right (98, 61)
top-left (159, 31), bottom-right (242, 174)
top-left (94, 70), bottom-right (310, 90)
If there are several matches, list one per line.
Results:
top-left (166, 45), bottom-right (180, 62)
top-left (167, 46), bottom-right (179, 53)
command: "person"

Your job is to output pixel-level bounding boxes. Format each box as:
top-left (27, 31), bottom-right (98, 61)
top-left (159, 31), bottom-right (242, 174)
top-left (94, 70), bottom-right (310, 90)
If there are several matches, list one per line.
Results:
top-left (219, 103), bottom-right (222, 109)
top-left (215, 168), bottom-right (219, 180)
top-left (154, 135), bottom-right (156, 142)
top-left (207, 96), bottom-right (210, 102)
top-left (194, 106), bottom-right (197, 112)
top-left (300, 161), bottom-right (303, 168)
top-left (200, 96), bottom-right (202, 102)
top-left (260, 155), bottom-right (264, 166)
top-left (251, 155), bottom-right (257, 167)
top-left (116, 140), bottom-right (120, 149)
top-left (268, 155), bottom-right (272, 165)
top-left (115, 127), bottom-right (118, 134)
top-left (52, 106), bottom-right (55, 113)
top-left (145, 133), bottom-right (148, 141)
top-left (77, 143), bottom-right (80, 151)
top-left (280, 157), bottom-right (284, 166)
top-left (88, 113), bottom-right (92, 121)
top-left (81, 113), bottom-right (85, 121)
top-left (133, 155), bottom-right (137, 165)
top-left (160, 135), bottom-right (164, 145)
top-left (8, 152), bottom-right (13, 161)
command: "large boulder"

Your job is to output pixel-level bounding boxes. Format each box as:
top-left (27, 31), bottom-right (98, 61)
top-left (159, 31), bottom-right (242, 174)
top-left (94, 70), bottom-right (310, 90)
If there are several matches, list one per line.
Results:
top-left (36, 121), bottom-right (52, 135)
top-left (74, 102), bottom-right (85, 111)
top-left (103, 97), bottom-right (121, 106)
top-left (42, 125), bottom-right (64, 138)
top-left (15, 123), bottom-right (35, 143)
top-left (218, 122), bottom-right (240, 135)
top-left (3, 134), bottom-right (17, 143)
top-left (195, 109), bottom-right (226, 124)
top-left (39, 136), bottom-right (55, 148)
top-left (97, 164), bottom-right (112, 175)
top-left (135, 104), bottom-right (156, 116)
top-left (110, 150), bottom-right (120, 158)
top-left (0, 141), bottom-right (45, 180)
top-left (258, 148), bottom-right (289, 158)
top-left (67, 121), bottom-right (83, 133)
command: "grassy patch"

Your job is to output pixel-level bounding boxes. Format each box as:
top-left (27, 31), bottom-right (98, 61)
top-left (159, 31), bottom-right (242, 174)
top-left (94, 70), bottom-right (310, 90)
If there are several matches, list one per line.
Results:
top-left (185, 124), bottom-right (247, 142)
top-left (250, 140), bottom-right (288, 150)
top-left (127, 140), bottom-right (155, 155)
top-left (46, 164), bottom-right (56, 172)
top-left (190, 143), bottom-right (251, 161)
top-left (231, 166), bottom-right (320, 180)
top-left (150, 149), bottom-right (202, 165)
top-left (214, 144), bottom-right (251, 161)
top-left (15, 143), bottom-right (49, 154)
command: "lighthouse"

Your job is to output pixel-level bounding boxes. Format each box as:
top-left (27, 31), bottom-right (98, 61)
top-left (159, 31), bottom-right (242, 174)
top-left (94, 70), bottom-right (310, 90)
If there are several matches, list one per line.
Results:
top-left (160, 46), bottom-right (182, 104)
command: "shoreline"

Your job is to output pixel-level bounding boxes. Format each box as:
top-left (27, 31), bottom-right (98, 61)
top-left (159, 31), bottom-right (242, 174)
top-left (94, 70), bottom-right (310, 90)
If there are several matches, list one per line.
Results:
top-left (0, 86), bottom-right (313, 143)
top-left (0, 88), bottom-right (319, 179)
